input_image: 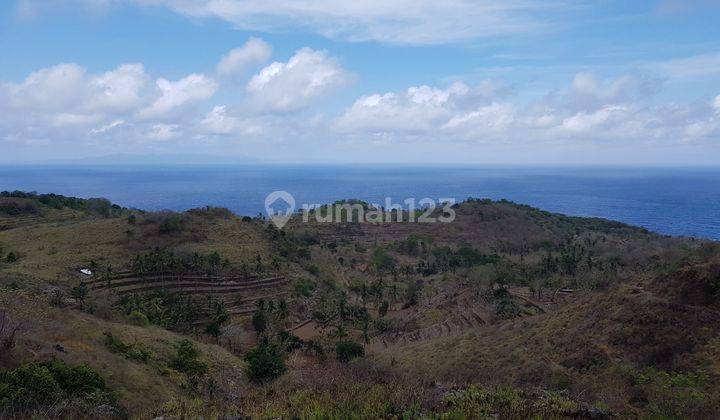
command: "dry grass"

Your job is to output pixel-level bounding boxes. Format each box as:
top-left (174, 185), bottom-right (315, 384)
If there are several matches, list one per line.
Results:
top-left (0, 288), bottom-right (247, 416)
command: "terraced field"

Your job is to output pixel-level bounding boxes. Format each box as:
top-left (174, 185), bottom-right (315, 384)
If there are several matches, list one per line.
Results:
top-left (368, 286), bottom-right (571, 352)
top-left (85, 271), bottom-right (291, 316)
top-left (0, 208), bottom-right (82, 230)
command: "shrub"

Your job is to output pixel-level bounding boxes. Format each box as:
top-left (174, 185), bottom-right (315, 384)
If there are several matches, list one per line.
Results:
top-left (158, 213), bottom-right (184, 234)
top-left (491, 288), bottom-right (521, 319)
top-left (204, 322), bottom-right (221, 337)
top-left (0, 360), bottom-right (108, 411)
top-left (252, 310), bottom-right (268, 334)
top-left (169, 339), bottom-right (207, 377)
top-left (335, 340), bottom-right (364, 363)
top-left (0, 199), bottom-right (38, 216)
top-left (294, 279), bottom-right (315, 297)
top-left (128, 310), bottom-right (149, 326)
top-left (244, 342), bottom-right (286, 382)
top-left (403, 280), bottom-right (423, 308)
top-left (371, 248), bottom-right (396, 272)
top-left (5, 252), bottom-right (18, 263)
top-left (305, 264), bottom-right (320, 276)
top-left (441, 386), bottom-right (579, 418)
top-left (43, 360), bottom-right (105, 395)
top-left (70, 282), bottom-right (88, 303)
top-left (103, 332), bottom-right (152, 362)
top-left (0, 363), bottom-right (61, 407)
top-left (379, 300), bottom-right (389, 317)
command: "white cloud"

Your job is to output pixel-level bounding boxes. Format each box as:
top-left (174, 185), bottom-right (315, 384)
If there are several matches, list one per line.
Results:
top-left (199, 105), bottom-right (239, 135)
top-left (90, 119), bottom-right (125, 135)
top-left (247, 48), bottom-right (352, 111)
top-left (4, 63), bottom-right (87, 111)
top-left (1, 52), bottom-right (718, 162)
top-left (128, 0), bottom-right (570, 45)
top-left (560, 105), bottom-right (628, 132)
top-left (334, 74), bottom-right (720, 144)
top-left (442, 103), bottom-right (515, 132)
top-left (563, 72), bottom-right (661, 112)
top-left (649, 52), bottom-right (720, 79)
top-left (88, 64), bottom-right (147, 112)
top-left (217, 37), bottom-right (272, 76)
top-left (139, 74), bottom-right (218, 119)
top-left (336, 82), bottom-right (493, 135)
top-left (147, 123), bottom-right (179, 141)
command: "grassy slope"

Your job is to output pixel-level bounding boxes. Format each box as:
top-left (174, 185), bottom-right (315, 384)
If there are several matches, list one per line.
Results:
top-left (0, 196), bottom-right (718, 417)
top-left (0, 213), bottom-right (276, 287)
top-left (0, 288), bottom-right (246, 417)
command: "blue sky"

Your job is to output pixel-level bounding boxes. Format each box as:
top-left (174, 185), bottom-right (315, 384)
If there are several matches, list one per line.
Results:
top-left (1, 0), bottom-right (719, 164)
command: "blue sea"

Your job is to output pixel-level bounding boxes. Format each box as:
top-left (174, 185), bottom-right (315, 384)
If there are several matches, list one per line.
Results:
top-left (0, 165), bottom-right (718, 240)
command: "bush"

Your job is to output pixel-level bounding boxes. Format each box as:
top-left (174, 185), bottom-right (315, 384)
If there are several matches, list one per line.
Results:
top-left (0, 360), bottom-right (108, 411)
top-left (244, 342), bottom-right (286, 382)
top-left (43, 360), bottom-right (105, 395)
top-left (103, 332), bottom-right (152, 362)
top-left (294, 279), bottom-right (315, 297)
top-left (128, 310), bottom-right (149, 326)
top-left (70, 282), bottom-right (88, 303)
top-left (371, 248), bottom-right (396, 273)
top-left (441, 386), bottom-right (580, 418)
top-left (492, 288), bottom-right (521, 319)
top-left (204, 322), bottom-right (221, 337)
top-left (0, 363), bottom-right (61, 407)
top-left (305, 264), bottom-right (320, 276)
top-left (252, 310), bottom-right (268, 334)
top-left (158, 213), bottom-right (184, 234)
top-left (169, 340), bottom-right (207, 377)
top-left (335, 340), bottom-right (364, 363)
top-left (379, 300), bottom-right (389, 317)
top-left (0, 199), bottom-right (38, 216)
top-left (5, 252), bottom-right (18, 263)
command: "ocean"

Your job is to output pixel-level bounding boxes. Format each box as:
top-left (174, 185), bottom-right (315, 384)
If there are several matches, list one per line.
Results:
top-left (0, 165), bottom-right (718, 240)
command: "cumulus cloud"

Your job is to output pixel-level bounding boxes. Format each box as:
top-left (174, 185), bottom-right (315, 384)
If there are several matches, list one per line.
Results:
top-left (334, 76), bottom-right (720, 144)
top-left (336, 82), bottom-right (501, 135)
top-left (0, 62), bottom-right (218, 146)
top-left (246, 48), bottom-right (352, 111)
top-left (88, 64), bottom-right (148, 112)
top-left (217, 38), bottom-right (272, 77)
top-left (3, 63), bottom-right (87, 111)
top-left (199, 105), bottom-right (240, 135)
top-left (138, 74), bottom-right (218, 119)
top-left (1, 48), bottom-right (718, 162)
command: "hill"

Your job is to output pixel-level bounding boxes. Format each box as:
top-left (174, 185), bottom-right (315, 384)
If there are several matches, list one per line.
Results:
top-left (0, 191), bottom-right (718, 418)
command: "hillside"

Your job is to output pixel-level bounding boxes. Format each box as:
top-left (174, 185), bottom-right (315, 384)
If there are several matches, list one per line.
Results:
top-left (0, 192), bottom-right (718, 418)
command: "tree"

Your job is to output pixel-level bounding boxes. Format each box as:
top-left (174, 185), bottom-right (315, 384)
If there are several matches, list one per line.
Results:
top-left (205, 322), bottom-right (221, 338)
top-left (169, 339), bottom-right (207, 376)
top-left (335, 340), bottom-right (365, 363)
top-left (379, 300), bottom-right (389, 317)
top-left (252, 310), bottom-right (267, 334)
top-left (244, 342), bottom-right (286, 382)
top-left (70, 283), bottom-right (88, 307)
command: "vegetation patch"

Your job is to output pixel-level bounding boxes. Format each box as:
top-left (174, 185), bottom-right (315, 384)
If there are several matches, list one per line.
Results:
top-left (0, 360), bottom-right (118, 416)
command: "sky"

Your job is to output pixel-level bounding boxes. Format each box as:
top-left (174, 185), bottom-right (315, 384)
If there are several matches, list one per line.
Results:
top-left (1, 0), bottom-right (719, 165)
